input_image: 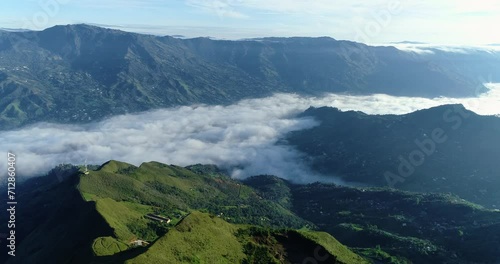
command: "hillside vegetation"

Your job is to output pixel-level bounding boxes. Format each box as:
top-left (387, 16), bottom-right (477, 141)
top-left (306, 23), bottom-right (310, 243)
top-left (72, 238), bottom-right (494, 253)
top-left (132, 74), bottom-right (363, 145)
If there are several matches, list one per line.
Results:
top-left (287, 105), bottom-right (500, 208)
top-left (245, 175), bottom-right (500, 263)
top-left (2, 24), bottom-right (500, 129)
top-left (2, 161), bottom-right (500, 263)
top-left (127, 211), bottom-right (367, 264)
top-left (1, 161), bottom-right (365, 263)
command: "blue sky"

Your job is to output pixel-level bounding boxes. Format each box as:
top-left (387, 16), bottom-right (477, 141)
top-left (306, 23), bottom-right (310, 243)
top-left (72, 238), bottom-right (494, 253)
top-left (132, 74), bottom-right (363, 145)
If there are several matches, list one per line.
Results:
top-left (1, 0), bottom-right (499, 44)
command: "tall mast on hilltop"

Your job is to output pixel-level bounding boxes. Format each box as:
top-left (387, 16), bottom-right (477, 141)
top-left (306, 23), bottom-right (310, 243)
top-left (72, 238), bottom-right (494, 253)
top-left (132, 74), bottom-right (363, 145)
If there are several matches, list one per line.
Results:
top-left (84, 159), bottom-right (89, 175)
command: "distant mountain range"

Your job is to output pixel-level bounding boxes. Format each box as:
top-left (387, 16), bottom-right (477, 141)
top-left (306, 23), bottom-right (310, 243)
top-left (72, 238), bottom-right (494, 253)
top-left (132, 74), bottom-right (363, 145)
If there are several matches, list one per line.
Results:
top-left (2, 161), bottom-right (499, 263)
top-left (0, 28), bottom-right (31, 32)
top-left (390, 41), bottom-right (428, 44)
top-left (1, 24), bottom-right (500, 129)
top-left (286, 104), bottom-right (500, 208)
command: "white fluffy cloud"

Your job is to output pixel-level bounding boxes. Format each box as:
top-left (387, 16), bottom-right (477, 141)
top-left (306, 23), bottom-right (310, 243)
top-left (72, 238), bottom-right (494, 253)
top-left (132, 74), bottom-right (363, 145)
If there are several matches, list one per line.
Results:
top-left (1, 85), bottom-right (499, 182)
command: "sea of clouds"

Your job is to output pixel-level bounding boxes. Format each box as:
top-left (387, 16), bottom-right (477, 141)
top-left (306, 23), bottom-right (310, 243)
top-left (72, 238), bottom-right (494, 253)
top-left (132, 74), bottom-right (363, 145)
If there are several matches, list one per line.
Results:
top-left (388, 43), bottom-right (500, 55)
top-left (1, 83), bottom-right (499, 182)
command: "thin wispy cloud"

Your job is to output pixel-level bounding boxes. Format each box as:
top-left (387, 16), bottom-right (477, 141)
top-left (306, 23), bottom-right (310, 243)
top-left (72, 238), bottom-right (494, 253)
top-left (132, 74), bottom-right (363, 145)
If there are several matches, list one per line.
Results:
top-left (181, 0), bottom-right (500, 43)
top-left (187, 0), bottom-right (249, 18)
top-left (213, 0), bottom-right (500, 18)
top-left (188, 0), bottom-right (388, 16)
top-left (2, 0), bottom-right (499, 43)
top-left (72, 0), bottom-right (169, 9)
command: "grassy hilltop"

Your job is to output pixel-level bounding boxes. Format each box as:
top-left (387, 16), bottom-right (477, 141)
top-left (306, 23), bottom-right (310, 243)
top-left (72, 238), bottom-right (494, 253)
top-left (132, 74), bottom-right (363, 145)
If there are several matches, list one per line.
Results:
top-left (2, 160), bottom-right (500, 263)
top-left (2, 161), bottom-right (366, 264)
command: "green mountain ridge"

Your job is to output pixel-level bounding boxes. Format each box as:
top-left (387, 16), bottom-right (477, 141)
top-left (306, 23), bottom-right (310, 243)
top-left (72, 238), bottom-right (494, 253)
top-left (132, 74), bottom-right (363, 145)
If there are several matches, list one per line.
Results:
top-left (1, 24), bottom-right (500, 129)
top-left (2, 160), bottom-right (500, 263)
top-left (1, 161), bottom-right (365, 263)
top-left (287, 104), bottom-right (500, 208)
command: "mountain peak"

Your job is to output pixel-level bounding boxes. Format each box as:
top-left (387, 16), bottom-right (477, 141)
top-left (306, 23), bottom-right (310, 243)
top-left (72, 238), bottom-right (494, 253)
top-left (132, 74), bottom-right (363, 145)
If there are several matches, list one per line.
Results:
top-left (408, 103), bottom-right (476, 117)
top-left (98, 160), bottom-right (136, 173)
top-left (41, 23), bottom-right (129, 36)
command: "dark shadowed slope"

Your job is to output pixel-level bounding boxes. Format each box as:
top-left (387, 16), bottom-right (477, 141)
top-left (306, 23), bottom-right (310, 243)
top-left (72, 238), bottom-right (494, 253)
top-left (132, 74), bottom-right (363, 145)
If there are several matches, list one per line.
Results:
top-left (287, 105), bottom-right (500, 208)
top-left (245, 175), bottom-right (500, 264)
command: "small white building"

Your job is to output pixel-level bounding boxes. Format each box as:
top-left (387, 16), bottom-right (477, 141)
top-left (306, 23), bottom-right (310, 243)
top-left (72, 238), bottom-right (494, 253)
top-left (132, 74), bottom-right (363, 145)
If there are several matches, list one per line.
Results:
top-left (130, 240), bottom-right (149, 247)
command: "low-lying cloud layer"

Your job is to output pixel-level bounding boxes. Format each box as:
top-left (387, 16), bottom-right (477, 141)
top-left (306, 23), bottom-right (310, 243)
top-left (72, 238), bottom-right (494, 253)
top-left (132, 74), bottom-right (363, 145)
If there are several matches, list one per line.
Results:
top-left (1, 84), bottom-right (499, 182)
top-left (389, 43), bottom-right (500, 54)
